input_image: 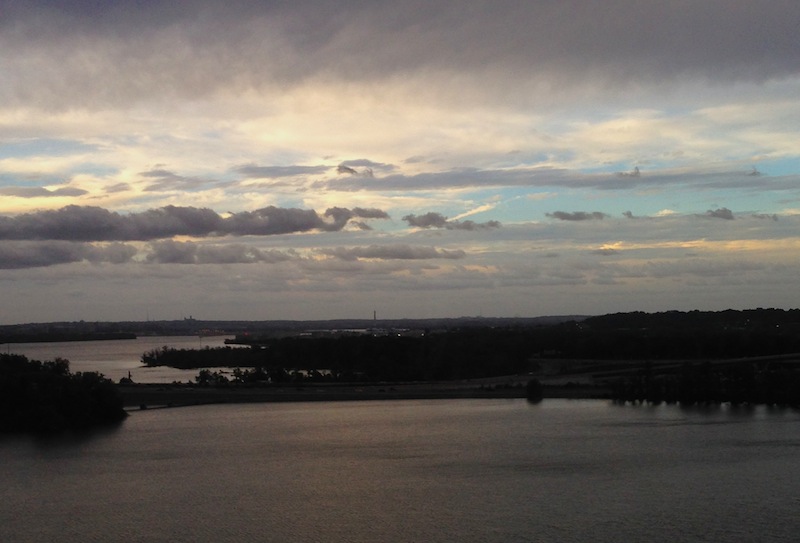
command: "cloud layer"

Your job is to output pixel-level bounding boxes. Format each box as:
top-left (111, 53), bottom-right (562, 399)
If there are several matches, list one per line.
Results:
top-left (0, 1), bottom-right (799, 322)
top-left (0, 205), bottom-right (389, 241)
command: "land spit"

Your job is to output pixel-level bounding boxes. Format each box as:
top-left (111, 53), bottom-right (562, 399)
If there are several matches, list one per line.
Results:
top-left (119, 381), bottom-right (610, 409)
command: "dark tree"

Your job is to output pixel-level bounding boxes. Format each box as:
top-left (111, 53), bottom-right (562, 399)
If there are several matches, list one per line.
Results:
top-left (0, 354), bottom-right (127, 433)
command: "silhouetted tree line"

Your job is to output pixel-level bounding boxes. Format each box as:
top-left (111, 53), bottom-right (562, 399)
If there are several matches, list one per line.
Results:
top-left (143, 328), bottom-right (535, 382)
top-left (570, 309), bottom-right (800, 359)
top-left (142, 346), bottom-right (266, 368)
top-left (611, 360), bottom-right (800, 406)
top-left (0, 354), bottom-right (127, 433)
top-left (141, 309), bottom-right (800, 383)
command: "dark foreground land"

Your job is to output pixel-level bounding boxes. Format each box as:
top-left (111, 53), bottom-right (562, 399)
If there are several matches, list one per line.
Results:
top-left (5, 309), bottom-right (800, 432)
top-left (0, 354), bottom-right (127, 433)
top-left (131, 308), bottom-right (800, 408)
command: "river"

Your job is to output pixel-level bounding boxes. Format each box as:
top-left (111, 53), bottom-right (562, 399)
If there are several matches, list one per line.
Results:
top-left (1, 399), bottom-right (798, 542)
top-left (4, 336), bottom-right (238, 384)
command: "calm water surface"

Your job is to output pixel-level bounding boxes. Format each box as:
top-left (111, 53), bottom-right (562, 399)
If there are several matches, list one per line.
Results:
top-left (5, 336), bottom-right (236, 383)
top-left (1, 399), bottom-right (799, 542)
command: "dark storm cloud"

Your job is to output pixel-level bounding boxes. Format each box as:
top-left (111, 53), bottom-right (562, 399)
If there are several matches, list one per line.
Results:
top-left (547, 211), bottom-right (608, 221)
top-left (402, 212), bottom-right (500, 230)
top-left (0, 205), bottom-right (389, 241)
top-left (235, 164), bottom-right (330, 178)
top-left (322, 245), bottom-right (466, 261)
top-left (5, 1), bottom-right (798, 109)
top-left (0, 241), bottom-right (136, 269)
top-left (704, 208), bottom-right (735, 220)
top-left (0, 186), bottom-right (88, 198)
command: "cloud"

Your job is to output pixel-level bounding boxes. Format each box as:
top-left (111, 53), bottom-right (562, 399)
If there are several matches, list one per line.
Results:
top-left (402, 212), bottom-right (500, 230)
top-left (145, 240), bottom-right (197, 264)
top-left (235, 164), bottom-right (330, 178)
top-left (546, 211), bottom-right (608, 221)
top-left (403, 212), bottom-right (448, 229)
top-left (104, 183), bottom-right (131, 194)
top-left (337, 165), bottom-right (359, 175)
top-left (196, 244), bottom-right (295, 264)
top-left (145, 240), bottom-right (296, 264)
top-left (452, 220), bottom-right (501, 231)
top-left (752, 213), bottom-right (778, 221)
top-left (705, 207), bottom-right (735, 220)
top-left (617, 167), bottom-right (641, 177)
top-left (323, 168), bottom-right (559, 191)
top-left (313, 166), bottom-right (800, 194)
top-left (3, 1), bottom-right (798, 112)
top-left (336, 163), bottom-right (376, 177)
top-left (0, 241), bottom-right (136, 269)
top-left (215, 206), bottom-right (390, 236)
top-left (139, 169), bottom-right (220, 192)
top-left (0, 205), bottom-right (390, 241)
top-left (1, 2), bottom-right (799, 321)
top-left (339, 159), bottom-right (395, 172)
top-left (351, 208), bottom-right (390, 220)
top-left (0, 186), bottom-right (88, 198)
top-left (321, 245), bottom-right (466, 261)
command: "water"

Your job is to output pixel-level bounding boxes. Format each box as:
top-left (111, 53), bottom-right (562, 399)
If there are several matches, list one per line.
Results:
top-left (4, 336), bottom-right (237, 383)
top-left (1, 399), bottom-right (799, 542)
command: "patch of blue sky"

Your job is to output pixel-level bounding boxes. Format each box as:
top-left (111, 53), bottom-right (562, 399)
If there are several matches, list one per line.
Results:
top-left (0, 138), bottom-right (97, 159)
top-left (620, 187), bottom-right (783, 217)
top-left (0, 162), bottom-right (118, 187)
top-left (754, 157), bottom-right (800, 177)
top-left (495, 189), bottom-right (590, 223)
top-left (0, 172), bottom-right (65, 187)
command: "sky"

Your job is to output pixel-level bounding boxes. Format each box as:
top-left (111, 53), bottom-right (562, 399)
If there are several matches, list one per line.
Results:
top-left (1, 0), bottom-right (799, 324)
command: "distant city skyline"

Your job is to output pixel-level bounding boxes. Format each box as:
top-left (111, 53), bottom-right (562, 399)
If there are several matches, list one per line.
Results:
top-left (1, 1), bottom-right (799, 324)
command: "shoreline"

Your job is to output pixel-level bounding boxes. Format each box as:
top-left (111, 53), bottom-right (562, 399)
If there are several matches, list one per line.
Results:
top-left (119, 382), bottom-right (611, 409)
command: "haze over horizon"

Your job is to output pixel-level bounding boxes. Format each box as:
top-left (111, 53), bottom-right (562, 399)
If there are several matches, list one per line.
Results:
top-left (1, 1), bottom-right (799, 324)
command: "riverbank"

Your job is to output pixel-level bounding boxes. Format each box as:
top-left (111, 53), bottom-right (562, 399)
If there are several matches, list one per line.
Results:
top-left (119, 381), bottom-right (611, 409)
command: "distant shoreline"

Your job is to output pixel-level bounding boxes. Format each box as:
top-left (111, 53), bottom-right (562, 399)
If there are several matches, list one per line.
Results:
top-left (119, 382), bottom-right (611, 409)
top-left (0, 332), bottom-right (136, 344)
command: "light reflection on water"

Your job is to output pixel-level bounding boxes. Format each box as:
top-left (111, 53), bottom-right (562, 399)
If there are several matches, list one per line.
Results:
top-left (4, 336), bottom-right (238, 383)
top-left (1, 399), bottom-right (799, 543)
